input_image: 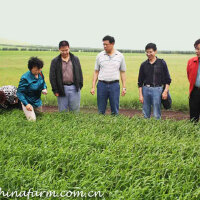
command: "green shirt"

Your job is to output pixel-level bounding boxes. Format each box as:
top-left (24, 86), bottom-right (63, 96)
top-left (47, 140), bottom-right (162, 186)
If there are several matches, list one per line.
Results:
top-left (17, 71), bottom-right (47, 107)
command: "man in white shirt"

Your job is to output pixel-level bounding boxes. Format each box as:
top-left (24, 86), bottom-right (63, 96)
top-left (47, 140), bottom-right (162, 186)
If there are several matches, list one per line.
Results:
top-left (91, 35), bottom-right (126, 115)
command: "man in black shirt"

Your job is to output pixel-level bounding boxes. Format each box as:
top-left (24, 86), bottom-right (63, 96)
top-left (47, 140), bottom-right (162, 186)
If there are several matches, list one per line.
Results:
top-left (138, 43), bottom-right (171, 119)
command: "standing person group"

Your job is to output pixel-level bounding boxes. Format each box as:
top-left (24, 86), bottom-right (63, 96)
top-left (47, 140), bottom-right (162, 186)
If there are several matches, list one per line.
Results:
top-left (3, 37), bottom-right (200, 122)
top-left (90, 36), bottom-right (172, 119)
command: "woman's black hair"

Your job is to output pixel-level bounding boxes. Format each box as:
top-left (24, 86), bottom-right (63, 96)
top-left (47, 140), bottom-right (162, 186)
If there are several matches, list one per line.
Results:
top-left (28, 57), bottom-right (44, 71)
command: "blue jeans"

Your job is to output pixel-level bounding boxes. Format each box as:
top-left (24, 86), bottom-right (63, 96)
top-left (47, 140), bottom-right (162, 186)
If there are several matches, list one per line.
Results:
top-left (142, 86), bottom-right (163, 119)
top-left (97, 81), bottom-right (120, 115)
top-left (57, 85), bottom-right (80, 112)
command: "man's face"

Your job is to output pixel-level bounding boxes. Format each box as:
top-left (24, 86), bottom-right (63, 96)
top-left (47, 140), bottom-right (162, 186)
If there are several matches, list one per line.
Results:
top-left (146, 48), bottom-right (157, 60)
top-left (31, 66), bottom-right (41, 75)
top-left (103, 40), bottom-right (114, 53)
top-left (195, 44), bottom-right (200, 58)
top-left (59, 46), bottom-right (70, 58)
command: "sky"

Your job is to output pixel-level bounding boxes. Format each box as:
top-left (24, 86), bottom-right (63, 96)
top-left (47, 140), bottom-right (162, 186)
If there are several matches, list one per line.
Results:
top-left (0, 0), bottom-right (199, 51)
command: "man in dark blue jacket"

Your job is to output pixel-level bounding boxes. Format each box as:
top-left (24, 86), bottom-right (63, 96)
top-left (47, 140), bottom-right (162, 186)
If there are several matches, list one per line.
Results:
top-left (138, 43), bottom-right (171, 119)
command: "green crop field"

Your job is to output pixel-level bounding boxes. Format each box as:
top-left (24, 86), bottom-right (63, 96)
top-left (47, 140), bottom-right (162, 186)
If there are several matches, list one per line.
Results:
top-left (0, 110), bottom-right (200, 199)
top-left (0, 51), bottom-right (199, 199)
top-left (0, 51), bottom-right (193, 111)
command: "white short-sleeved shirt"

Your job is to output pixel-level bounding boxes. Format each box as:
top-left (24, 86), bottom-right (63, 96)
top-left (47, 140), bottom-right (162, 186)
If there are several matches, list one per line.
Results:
top-left (95, 50), bottom-right (126, 81)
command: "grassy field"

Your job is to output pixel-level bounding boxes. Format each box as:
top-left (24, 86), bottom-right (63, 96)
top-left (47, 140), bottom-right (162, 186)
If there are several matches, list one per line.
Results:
top-left (0, 51), bottom-right (193, 111)
top-left (0, 51), bottom-right (199, 199)
top-left (0, 110), bottom-right (200, 199)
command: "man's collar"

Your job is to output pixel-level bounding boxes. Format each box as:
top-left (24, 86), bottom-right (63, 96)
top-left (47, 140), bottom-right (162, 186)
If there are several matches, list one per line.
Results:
top-left (147, 57), bottom-right (157, 64)
top-left (104, 50), bottom-right (118, 56)
top-left (59, 52), bottom-right (73, 60)
top-left (193, 57), bottom-right (199, 62)
top-left (62, 56), bottom-right (70, 62)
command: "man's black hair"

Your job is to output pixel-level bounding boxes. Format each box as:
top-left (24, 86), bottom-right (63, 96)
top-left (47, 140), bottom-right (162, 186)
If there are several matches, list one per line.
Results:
top-left (28, 57), bottom-right (44, 70)
top-left (59, 40), bottom-right (70, 48)
top-left (102, 35), bottom-right (115, 44)
top-left (145, 43), bottom-right (157, 51)
top-left (194, 39), bottom-right (200, 48)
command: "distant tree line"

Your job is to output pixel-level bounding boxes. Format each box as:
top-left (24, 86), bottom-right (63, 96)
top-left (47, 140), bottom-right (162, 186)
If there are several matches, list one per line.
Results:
top-left (0, 44), bottom-right (194, 54)
top-left (1, 47), bottom-right (58, 51)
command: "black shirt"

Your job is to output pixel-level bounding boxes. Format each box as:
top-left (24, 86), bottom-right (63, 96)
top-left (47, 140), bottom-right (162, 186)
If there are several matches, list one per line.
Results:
top-left (138, 58), bottom-right (171, 87)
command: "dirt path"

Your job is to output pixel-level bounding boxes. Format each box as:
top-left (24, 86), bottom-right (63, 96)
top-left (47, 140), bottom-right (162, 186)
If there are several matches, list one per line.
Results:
top-left (42, 106), bottom-right (189, 121)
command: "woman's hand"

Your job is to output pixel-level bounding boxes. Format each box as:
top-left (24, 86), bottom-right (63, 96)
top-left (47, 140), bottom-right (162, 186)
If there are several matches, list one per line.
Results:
top-left (26, 104), bottom-right (33, 111)
top-left (42, 89), bottom-right (48, 95)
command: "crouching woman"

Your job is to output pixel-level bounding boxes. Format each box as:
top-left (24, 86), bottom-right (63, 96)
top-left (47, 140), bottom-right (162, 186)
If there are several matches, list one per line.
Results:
top-left (17, 57), bottom-right (47, 121)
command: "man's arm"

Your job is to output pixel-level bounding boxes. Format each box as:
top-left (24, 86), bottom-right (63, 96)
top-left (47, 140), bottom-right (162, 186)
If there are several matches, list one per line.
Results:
top-left (138, 63), bottom-right (144, 103)
top-left (91, 54), bottom-right (100, 95)
top-left (49, 60), bottom-right (59, 96)
top-left (90, 70), bottom-right (99, 95)
top-left (120, 71), bottom-right (126, 96)
top-left (77, 58), bottom-right (83, 89)
top-left (138, 87), bottom-right (143, 103)
top-left (161, 60), bottom-right (171, 99)
top-left (162, 84), bottom-right (170, 100)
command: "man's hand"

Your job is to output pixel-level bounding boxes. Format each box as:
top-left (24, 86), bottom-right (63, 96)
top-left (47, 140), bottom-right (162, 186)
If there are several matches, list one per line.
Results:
top-left (26, 104), bottom-right (33, 111)
top-left (162, 91), bottom-right (168, 100)
top-left (42, 89), bottom-right (48, 95)
top-left (54, 93), bottom-right (59, 97)
top-left (139, 95), bottom-right (144, 104)
top-left (90, 88), bottom-right (95, 95)
top-left (121, 88), bottom-right (126, 96)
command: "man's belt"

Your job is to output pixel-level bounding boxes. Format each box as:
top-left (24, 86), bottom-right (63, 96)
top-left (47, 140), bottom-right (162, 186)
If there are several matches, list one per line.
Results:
top-left (99, 80), bottom-right (119, 84)
top-left (63, 83), bottom-right (74, 86)
top-left (144, 84), bottom-right (162, 87)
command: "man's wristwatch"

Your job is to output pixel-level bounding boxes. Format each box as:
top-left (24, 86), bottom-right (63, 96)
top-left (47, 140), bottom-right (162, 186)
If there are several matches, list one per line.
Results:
top-left (122, 88), bottom-right (126, 91)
